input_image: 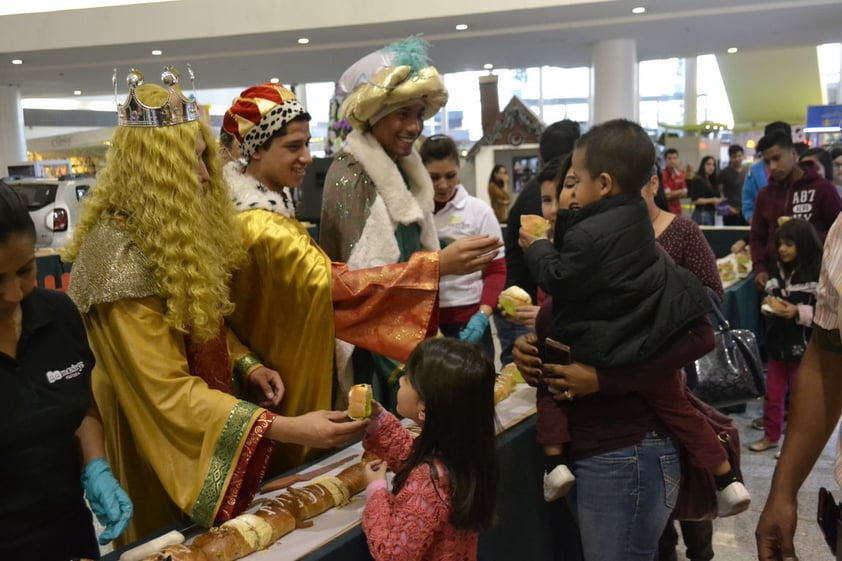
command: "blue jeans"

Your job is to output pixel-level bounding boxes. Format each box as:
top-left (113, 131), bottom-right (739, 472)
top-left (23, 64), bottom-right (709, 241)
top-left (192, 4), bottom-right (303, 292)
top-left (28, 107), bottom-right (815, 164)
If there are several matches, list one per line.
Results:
top-left (566, 432), bottom-right (681, 561)
top-left (691, 209), bottom-right (714, 226)
top-left (493, 311), bottom-right (531, 366)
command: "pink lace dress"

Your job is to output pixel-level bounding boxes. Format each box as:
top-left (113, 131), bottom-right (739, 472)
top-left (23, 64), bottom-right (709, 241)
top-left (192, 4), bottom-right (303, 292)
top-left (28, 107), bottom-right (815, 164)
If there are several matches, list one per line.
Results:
top-left (362, 411), bottom-right (478, 561)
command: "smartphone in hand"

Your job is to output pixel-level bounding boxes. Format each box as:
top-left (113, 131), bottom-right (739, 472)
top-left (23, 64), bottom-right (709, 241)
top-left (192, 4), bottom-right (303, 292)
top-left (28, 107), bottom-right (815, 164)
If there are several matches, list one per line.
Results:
top-left (818, 487), bottom-right (841, 554)
top-left (544, 337), bottom-right (571, 366)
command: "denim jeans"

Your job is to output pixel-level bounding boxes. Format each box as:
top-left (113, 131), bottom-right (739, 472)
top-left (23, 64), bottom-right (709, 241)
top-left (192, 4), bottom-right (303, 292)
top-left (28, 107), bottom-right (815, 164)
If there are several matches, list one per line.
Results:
top-left (493, 311), bottom-right (531, 366)
top-left (566, 432), bottom-right (681, 561)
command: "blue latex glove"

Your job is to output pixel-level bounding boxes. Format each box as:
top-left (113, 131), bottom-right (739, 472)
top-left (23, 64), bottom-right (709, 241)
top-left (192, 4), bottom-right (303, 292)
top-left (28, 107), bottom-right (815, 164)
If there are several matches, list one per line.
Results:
top-left (81, 457), bottom-right (133, 544)
top-left (458, 311), bottom-right (490, 343)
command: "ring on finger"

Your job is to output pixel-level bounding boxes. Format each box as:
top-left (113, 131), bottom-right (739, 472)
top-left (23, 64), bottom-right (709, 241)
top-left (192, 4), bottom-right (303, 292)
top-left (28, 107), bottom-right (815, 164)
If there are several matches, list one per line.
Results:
top-left (562, 389), bottom-right (574, 400)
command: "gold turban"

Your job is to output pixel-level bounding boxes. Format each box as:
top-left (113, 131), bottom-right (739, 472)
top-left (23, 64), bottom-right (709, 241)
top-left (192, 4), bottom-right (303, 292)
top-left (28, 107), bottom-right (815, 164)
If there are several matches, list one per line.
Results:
top-left (341, 64), bottom-right (448, 131)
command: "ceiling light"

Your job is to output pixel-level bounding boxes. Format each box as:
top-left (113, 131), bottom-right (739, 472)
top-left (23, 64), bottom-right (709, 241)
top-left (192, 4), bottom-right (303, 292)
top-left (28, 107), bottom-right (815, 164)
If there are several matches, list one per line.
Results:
top-left (483, 63), bottom-right (494, 70)
top-left (632, 6), bottom-right (646, 14)
top-left (151, 49), bottom-right (162, 56)
top-left (11, 59), bottom-right (22, 65)
top-left (73, 90), bottom-right (82, 95)
top-left (270, 78), bottom-right (280, 84)
top-left (727, 47), bottom-right (738, 54)
top-left (297, 37), bottom-right (310, 45)
top-left (455, 24), bottom-right (468, 31)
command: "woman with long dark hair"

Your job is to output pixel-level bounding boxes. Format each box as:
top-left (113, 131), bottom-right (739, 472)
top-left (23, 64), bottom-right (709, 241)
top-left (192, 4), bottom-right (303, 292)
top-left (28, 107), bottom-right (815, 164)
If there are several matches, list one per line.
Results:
top-left (361, 338), bottom-right (497, 560)
top-left (688, 155), bottom-right (724, 226)
top-left (488, 164), bottom-right (512, 223)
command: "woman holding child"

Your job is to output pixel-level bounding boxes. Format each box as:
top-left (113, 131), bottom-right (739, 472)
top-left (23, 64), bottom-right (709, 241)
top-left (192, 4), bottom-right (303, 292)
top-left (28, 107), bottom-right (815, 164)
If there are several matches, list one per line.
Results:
top-left (514, 119), bottom-right (745, 560)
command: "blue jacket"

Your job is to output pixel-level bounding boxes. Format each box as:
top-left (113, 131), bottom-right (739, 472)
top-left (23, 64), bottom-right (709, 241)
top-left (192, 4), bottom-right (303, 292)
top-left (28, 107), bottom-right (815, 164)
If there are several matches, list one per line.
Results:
top-left (742, 159), bottom-right (768, 220)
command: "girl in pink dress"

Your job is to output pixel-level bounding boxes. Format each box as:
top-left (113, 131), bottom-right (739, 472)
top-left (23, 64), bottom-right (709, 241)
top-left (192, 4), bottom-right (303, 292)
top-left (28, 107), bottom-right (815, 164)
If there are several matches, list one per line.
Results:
top-left (361, 337), bottom-right (497, 561)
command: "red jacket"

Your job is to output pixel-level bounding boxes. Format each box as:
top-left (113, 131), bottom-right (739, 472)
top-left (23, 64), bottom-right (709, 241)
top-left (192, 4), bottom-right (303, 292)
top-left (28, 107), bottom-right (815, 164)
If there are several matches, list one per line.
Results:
top-left (750, 161), bottom-right (842, 275)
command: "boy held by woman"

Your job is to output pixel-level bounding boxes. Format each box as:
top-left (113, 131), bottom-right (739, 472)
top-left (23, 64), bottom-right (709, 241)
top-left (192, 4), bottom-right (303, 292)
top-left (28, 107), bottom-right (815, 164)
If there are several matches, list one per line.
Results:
top-left (519, 118), bottom-right (751, 517)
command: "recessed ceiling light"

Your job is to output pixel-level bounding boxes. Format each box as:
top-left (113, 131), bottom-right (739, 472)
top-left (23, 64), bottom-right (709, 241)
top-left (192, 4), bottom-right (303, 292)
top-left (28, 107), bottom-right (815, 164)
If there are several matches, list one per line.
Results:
top-left (270, 78), bottom-right (280, 84)
top-left (632, 6), bottom-right (646, 14)
top-left (483, 63), bottom-right (494, 70)
top-left (151, 49), bottom-right (162, 56)
top-left (727, 47), bottom-right (738, 54)
top-left (11, 59), bottom-right (22, 65)
top-left (73, 90), bottom-right (82, 95)
top-left (455, 24), bottom-right (468, 31)
top-left (297, 37), bottom-right (310, 45)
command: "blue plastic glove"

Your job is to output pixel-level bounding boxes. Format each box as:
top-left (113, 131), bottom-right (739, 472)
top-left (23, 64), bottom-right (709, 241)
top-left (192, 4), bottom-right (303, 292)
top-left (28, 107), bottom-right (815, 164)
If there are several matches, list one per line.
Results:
top-left (81, 457), bottom-right (133, 544)
top-left (458, 311), bottom-right (490, 343)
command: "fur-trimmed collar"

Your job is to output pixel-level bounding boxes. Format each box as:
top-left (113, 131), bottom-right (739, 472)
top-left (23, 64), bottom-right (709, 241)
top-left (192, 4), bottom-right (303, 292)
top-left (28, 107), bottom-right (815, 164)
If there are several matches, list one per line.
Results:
top-left (344, 130), bottom-right (434, 225)
top-left (223, 161), bottom-right (295, 218)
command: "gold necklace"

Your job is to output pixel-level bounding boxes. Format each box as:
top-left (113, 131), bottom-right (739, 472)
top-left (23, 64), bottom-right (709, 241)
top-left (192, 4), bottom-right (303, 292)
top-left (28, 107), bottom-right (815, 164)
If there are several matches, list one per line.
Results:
top-left (650, 209), bottom-right (662, 223)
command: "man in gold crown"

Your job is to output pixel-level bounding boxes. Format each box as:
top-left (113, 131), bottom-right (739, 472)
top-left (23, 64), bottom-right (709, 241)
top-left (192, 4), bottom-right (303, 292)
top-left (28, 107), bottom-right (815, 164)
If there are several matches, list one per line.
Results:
top-left (221, 81), bottom-right (502, 474)
top-left (65, 70), bottom-right (369, 544)
top-left (320, 38), bottom-right (472, 410)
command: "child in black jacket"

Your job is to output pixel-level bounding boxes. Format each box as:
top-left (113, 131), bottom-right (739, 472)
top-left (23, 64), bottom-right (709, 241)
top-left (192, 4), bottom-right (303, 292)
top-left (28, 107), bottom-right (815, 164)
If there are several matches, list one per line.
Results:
top-left (750, 218), bottom-right (822, 453)
top-left (521, 119), bottom-right (750, 517)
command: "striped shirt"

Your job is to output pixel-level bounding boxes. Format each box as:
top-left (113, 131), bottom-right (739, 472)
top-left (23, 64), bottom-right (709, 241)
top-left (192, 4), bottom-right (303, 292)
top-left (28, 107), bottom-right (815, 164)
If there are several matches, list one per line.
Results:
top-left (815, 214), bottom-right (842, 331)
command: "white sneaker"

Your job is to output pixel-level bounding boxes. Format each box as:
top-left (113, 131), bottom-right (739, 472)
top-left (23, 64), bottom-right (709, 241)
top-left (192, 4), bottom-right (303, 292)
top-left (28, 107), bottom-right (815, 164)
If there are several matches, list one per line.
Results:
top-left (543, 464), bottom-right (575, 502)
top-left (716, 481), bottom-right (751, 517)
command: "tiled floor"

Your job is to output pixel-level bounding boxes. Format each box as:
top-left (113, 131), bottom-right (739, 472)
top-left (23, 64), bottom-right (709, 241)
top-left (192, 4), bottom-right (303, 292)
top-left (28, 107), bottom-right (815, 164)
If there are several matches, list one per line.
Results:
top-left (671, 399), bottom-right (838, 561)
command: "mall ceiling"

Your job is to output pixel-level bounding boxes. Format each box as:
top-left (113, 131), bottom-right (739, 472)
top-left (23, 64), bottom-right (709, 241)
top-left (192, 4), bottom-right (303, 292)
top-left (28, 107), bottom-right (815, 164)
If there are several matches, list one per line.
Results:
top-left (0, 0), bottom-right (840, 99)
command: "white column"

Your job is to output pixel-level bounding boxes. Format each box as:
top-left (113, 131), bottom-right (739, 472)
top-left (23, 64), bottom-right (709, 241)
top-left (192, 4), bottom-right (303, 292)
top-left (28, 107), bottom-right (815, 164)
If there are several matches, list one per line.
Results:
top-left (592, 39), bottom-right (638, 124)
top-left (684, 57), bottom-right (698, 128)
top-left (0, 85), bottom-right (27, 176)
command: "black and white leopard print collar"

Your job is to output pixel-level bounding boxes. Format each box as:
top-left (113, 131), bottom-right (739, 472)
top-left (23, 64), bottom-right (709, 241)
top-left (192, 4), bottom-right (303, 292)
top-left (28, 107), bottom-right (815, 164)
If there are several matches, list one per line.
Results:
top-left (224, 161), bottom-right (295, 218)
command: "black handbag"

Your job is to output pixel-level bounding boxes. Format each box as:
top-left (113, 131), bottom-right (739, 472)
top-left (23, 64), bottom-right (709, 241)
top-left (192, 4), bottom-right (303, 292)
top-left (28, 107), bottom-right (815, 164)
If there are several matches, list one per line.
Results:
top-left (687, 292), bottom-right (765, 407)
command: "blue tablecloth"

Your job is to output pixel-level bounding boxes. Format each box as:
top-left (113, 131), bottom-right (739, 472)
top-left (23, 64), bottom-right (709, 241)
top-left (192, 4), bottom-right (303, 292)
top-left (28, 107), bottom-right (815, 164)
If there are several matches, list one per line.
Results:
top-left (722, 274), bottom-right (763, 347)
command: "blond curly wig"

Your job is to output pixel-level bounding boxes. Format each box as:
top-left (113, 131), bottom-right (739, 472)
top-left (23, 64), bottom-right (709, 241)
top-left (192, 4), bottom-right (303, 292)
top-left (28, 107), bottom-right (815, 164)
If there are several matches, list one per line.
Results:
top-left (64, 84), bottom-right (245, 343)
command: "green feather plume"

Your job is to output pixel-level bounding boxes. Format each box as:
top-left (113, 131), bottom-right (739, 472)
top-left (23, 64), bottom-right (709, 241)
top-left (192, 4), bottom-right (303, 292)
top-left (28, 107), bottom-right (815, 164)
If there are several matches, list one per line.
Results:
top-left (382, 36), bottom-right (431, 75)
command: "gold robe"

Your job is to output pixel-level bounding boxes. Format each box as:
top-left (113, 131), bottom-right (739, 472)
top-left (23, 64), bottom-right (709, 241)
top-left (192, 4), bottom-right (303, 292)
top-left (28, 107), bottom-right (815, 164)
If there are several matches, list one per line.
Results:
top-left (227, 203), bottom-right (439, 475)
top-left (68, 222), bottom-right (273, 544)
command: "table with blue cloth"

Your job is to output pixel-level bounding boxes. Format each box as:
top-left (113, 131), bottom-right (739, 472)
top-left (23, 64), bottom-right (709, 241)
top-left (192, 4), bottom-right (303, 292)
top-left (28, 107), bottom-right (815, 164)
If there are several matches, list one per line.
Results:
top-left (699, 226), bottom-right (749, 258)
top-left (722, 274), bottom-right (763, 347)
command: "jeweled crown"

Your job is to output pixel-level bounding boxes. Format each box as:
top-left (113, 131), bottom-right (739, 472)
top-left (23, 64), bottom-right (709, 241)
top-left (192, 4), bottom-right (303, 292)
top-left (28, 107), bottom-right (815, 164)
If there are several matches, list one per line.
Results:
top-left (114, 66), bottom-right (200, 127)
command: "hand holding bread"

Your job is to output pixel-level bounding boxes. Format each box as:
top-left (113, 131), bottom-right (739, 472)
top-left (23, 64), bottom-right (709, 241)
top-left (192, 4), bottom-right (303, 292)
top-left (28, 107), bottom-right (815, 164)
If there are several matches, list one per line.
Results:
top-left (518, 214), bottom-right (550, 250)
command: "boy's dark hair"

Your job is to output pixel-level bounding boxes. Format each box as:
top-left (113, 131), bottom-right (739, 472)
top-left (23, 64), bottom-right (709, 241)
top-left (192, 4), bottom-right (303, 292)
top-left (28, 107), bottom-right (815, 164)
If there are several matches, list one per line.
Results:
top-left (757, 131), bottom-right (794, 153)
top-left (664, 147), bottom-right (679, 158)
top-left (393, 338), bottom-right (497, 531)
top-left (420, 134), bottom-right (460, 165)
top-left (575, 119), bottom-right (655, 195)
top-left (540, 120), bottom-right (580, 164)
top-left (728, 144), bottom-right (744, 158)
top-left (0, 181), bottom-right (36, 244)
top-left (800, 147), bottom-right (833, 181)
top-left (831, 147), bottom-right (842, 161)
top-left (256, 113), bottom-right (312, 155)
top-left (775, 218), bottom-right (822, 285)
top-left (764, 121), bottom-right (792, 137)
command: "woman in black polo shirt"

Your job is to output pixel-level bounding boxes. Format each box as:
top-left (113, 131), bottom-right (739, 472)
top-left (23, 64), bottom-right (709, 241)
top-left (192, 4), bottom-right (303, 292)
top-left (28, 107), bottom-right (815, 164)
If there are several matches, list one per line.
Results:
top-left (0, 182), bottom-right (132, 560)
